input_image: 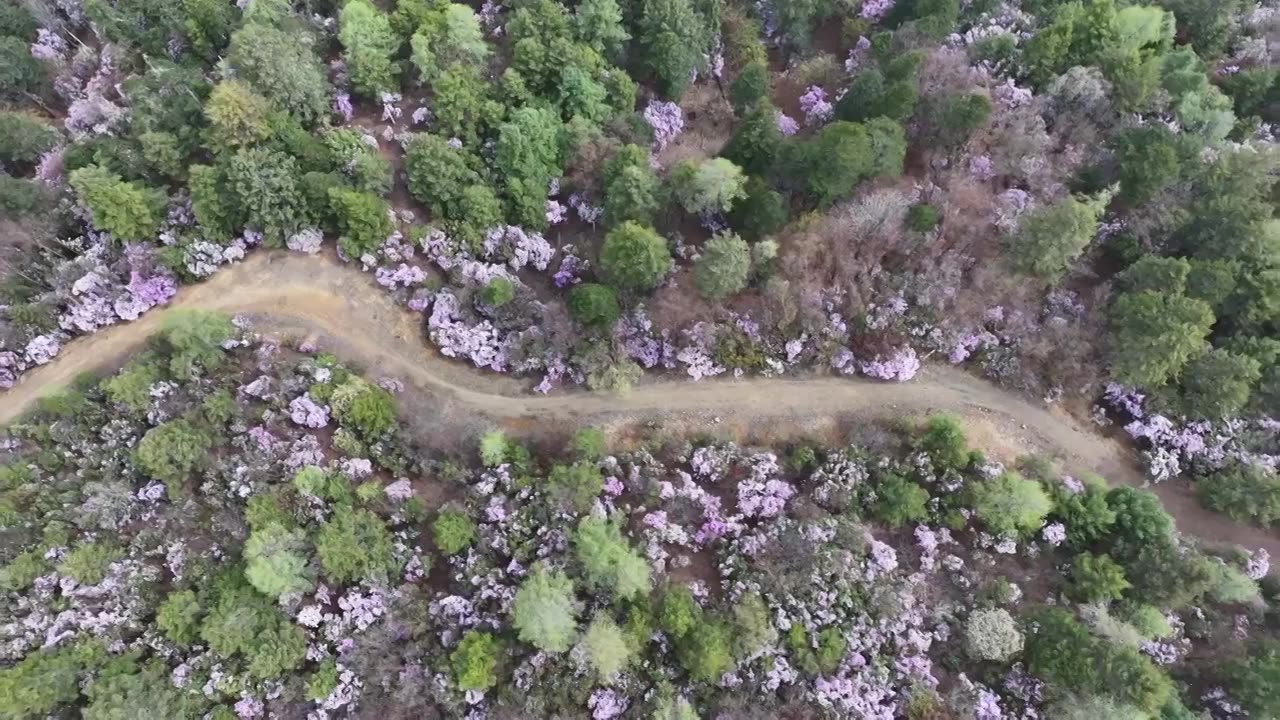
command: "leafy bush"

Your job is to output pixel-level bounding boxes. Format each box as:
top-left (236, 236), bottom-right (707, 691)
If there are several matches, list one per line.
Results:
top-left (670, 158), bottom-right (748, 216)
top-left (1069, 553), bottom-right (1131, 603)
top-left (315, 506), bottom-right (396, 584)
top-left (569, 427), bottom-right (608, 460)
top-left (549, 461), bottom-right (606, 512)
top-left (600, 222), bottom-right (673, 294)
top-left (0, 111), bottom-right (59, 167)
top-left (1196, 462), bottom-right (1280, 527)
top-left (1109, 290), bottom-right (1213, 388)
top-left (678, 620), bottom-right (734, 682)
top-left (480, 277), bottom-right (516, 308)
top-left (164, 311), bottom-right (235, 377)
top-left (103, 363), bottom-right (162, 415)
top-left (244, 524), bottom-right (313, 599)
top-left (68, 165), bottom-right (166, 242)
top-left (972, 472), bottom-right (1051, 537)
top-left (583, 613), bottom-right (632, 680)
top-left (511, 565), bottom-right (580, 653)
top-left (918, 415), bottom-right (970, 469)
top-left (479, 430), bottom-right (511, 467)
top-left (156, 590), bottom-right (202, 645)
top-left (200, 579), bottom-right (306, 679)
top-left (1106, 487), bottom-right (1173, 548)
top-left (573, 515), bottom-right (652, 600)
top-left (872, 473), bottom-right (931, 527)
top-left (58, 542), bottom-right (124, 586)
top-left (731, 592), bottom-right (778, 658)
top-left (434, 507), bottom-right (477, 555)
top-left (693, 231), bottom-right (751, 300)
top-left (1226, 641), bottom-right (1280, 718)
top-left (404, 133), bottom-right (481, 219)
top-left (135, 420), bottom-right (213, 497)
top-left (568, 283), bottom-right (621, 329)
top-left (329, 188), bottom-right (394, 259)
top-left (1007, 191), bottom-right (1109, 283)
top-left (730, 62), bottom-right (770, 114)
top-left (964, 608), bottom-right (1024, 661)
top-left (338, 0), bottom-right (400, 97)
top-left (451, 631), bottom-right (501, 691)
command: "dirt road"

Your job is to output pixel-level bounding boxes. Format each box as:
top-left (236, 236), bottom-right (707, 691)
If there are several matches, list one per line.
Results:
top-left (3, 252), bottom-right (1275, 555)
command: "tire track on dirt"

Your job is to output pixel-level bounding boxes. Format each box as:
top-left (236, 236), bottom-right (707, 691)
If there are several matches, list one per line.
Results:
top-left (2, 252), bottom-right (1275, 555)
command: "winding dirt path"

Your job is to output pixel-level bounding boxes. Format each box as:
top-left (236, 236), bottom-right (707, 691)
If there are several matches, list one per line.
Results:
top-left (3, 252), bottom-right (1276, 555)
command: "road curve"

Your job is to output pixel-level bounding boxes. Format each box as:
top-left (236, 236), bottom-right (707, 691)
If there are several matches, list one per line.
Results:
top-left (2, 251), bottom-right (1275, 555)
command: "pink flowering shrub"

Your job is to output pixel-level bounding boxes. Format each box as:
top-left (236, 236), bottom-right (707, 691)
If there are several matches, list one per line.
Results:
top-left (643, 100), bottom-right (684, 150)
top-left (799, 86), bottom-right (834, 126)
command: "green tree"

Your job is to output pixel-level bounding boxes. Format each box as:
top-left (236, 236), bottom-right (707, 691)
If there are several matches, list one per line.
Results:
top-left (328, 188), bottom-right (394, 258)
top-left (728, 176), bottom-right (788, 241)
top-left (200, 578), bottom-right (306, 679)
top-left (411, 4), bottom-right (491, 84)
top-left (68, 166), bottom-right (166, 243)
top-left (574, 515), bottom-right (652, 600)
top-left (1227, 641), bottom-right (1280, 718)
top-left (1052, 484), bottom-right (1116, 548)
top-left (505, 0), bottom-right (576, 96)
top-left (244, 524), bottom-right (313, 599)
top-left (494, 106), bottom-right (564, 229)
top-left (58, 543), bottom-right (124, 585)
top-left (600, 222), bottom-right (673, 293)
top-left (434, 507), bottom-right (477, 555)
top-left (603, 145), bottom-right (663, 227)
top-left (583, 613), bottom-right (632, 679)
top-left (721, 101), bottom-right (783, 177)
top-left (404, 133), bottom-right (481, 219)
top-left (203, 80), bottom-right (274, 149)
top-left (226, 147), bottom-right (307, 244)
top-left (1109, 290), bottom-right (1214, 388)
top-left (730, 62), bottom-right (770, 114)
top-left (451, 631), bottom-right (500, 690)
top-left (1008, 191), bottom-right (1109, 282)
top-left (0, 646), bottom-right (90, 717)
top-left (135, 420), bottom-right (213, 497)
top-left (636, 0), bottom-right (708, 98)
top-left (511, 565), bottom-right (580, 653)
top-left (226, 15), bottom-right (330, 125)
top-left (1070, 552), bottom-right (1131, 602)
top-left (568, 283), bottom-right (621, 329)
top-left (574, 0), bottom-right (629, 61)
top-left (1113, 125), bottom-right (1182, 204)
top-left (1118, 256), bottom-right (1190, 295)
top-left (730, 592), bottom-right (778, 658)
top-left (693, 232), bottom-right (751, 300)
top-left (934, 92), bottom-right (992, 148)
top-left (1174, 348), bottom-right (1260, 419)
top-left (339, 0), bottom-right (400, 97)
top-left (671, 158), bottom-right (748, 216)
top-left (973, 472), bottom-right (1052, 536)
top-left (315, 506), bottom-right (396, 584)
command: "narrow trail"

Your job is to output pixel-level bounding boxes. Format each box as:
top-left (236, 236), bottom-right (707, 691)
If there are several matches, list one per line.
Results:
top-left (3, 252), bottom-right (1275, 556)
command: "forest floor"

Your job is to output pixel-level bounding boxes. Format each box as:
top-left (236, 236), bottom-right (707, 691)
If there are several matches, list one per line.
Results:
top-left (2, 250), bottom-right (1275, 555)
